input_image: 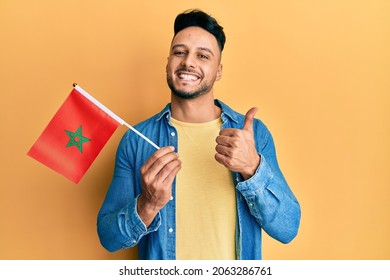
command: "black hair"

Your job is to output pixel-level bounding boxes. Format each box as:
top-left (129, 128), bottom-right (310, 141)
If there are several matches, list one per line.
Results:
top-left (173, 9), bottom-right (226, 51)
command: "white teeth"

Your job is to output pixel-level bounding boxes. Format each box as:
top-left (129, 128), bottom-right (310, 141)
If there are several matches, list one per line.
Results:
top-left (178, 74), bottom-right (198, 81)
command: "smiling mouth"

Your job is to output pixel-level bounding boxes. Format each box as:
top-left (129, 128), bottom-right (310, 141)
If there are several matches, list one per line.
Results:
top-left (178, 73), bottom-right (200, 81)
top-left (175, 68), bottom-right (202, 82)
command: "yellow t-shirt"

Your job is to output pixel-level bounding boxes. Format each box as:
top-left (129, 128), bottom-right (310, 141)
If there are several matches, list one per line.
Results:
top-left (171, 117), bottom-right (236, 260)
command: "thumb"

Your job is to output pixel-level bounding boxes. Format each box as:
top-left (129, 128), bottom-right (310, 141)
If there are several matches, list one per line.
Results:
top-left (243, 107), bottom-right (258, 131)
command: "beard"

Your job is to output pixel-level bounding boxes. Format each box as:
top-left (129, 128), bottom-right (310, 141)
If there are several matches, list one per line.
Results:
top-left (166, 71), bottom-right (214, 100)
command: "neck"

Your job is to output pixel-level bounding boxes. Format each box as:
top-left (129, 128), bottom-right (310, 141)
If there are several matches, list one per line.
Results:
top-left (170, 93), bottom-right (221, 123)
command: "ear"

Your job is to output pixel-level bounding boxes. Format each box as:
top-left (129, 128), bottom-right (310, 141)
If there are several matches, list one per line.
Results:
top-left (216, 64), bottom-right (223, 81)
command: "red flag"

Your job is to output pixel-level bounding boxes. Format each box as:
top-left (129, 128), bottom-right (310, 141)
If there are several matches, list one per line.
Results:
top-left (28, 87), bottom-right (120, 183)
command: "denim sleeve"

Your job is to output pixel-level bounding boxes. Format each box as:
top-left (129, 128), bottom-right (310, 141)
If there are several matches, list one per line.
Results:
top-left (96, 132), bottom-right (161, 252)
top-left (235, 124), bottom-right (301, 244)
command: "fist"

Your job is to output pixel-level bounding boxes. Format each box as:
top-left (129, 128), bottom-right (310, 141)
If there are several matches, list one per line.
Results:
top-left (215, 107), bottom-right (260, 180)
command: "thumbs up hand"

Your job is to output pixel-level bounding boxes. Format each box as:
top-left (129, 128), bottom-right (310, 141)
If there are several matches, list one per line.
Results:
top-left (215, 107), bottom-right (261, 180)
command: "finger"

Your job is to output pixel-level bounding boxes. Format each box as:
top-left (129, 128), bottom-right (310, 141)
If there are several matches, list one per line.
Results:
top-left (161, 160), bottom-right (182, 185)
top-left (214, 153), bottom-right (230, 167)
top-left (215, 134), bottom-right (233, 147)
top-left (142, 146), bottom-right (175, 171)
top-left (214, 152), bottom-right (224, 165)
top-left (149, 152), bottom-right (179, 179)
top-left (218, 128), bottom-right (239, 137)
top-left (142, 149), bottom-right (178, 179)
top-left (215, 144), bottom-right (232, 158)
top-left (243, 107), bottom-right (258, 131)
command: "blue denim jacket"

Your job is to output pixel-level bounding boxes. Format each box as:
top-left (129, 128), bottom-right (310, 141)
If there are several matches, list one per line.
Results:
top-left (97, 100), bottom-right (301, 260)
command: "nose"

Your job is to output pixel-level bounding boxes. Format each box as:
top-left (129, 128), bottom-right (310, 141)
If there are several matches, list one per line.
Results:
top-left (181, 53), bottom-right (196, 69)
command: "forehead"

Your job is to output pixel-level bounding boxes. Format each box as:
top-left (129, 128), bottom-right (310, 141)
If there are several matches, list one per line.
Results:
top-left (171, 26), bottom-right (220, 53)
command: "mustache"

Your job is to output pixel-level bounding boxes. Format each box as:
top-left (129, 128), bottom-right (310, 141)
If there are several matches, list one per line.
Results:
top-left (174, 67), bottom-right (202, 76)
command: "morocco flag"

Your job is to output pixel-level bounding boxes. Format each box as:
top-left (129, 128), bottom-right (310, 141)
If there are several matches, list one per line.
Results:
top-left (27, 85), bottom-right (121, 183)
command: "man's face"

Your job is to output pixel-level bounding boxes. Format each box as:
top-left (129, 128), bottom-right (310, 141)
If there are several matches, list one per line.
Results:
top-left (166, 26), bottom-right (222, 99)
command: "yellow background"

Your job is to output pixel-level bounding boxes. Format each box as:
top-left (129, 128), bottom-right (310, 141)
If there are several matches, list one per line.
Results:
top-left (1, 0), bottom-right (389, 259)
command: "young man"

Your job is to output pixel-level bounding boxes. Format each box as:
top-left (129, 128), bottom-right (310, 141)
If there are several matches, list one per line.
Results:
top-left (97, 9), bottom-right (301, 260)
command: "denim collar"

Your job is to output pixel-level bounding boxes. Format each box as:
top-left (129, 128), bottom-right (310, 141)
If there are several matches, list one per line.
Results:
top-left (155, 99), bottom-right (239, 124)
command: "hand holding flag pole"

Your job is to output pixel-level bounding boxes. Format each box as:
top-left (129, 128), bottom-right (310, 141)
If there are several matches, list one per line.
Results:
top-left (28, 84), bottom-right (159, 183)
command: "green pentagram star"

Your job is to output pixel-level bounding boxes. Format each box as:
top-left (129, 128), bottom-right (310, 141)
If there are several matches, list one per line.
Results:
top-left (64, 125), bottom-right (90, 153)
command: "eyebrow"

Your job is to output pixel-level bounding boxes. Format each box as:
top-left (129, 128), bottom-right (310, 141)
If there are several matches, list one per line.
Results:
top-left (172, 44), bottom-right (215, 57)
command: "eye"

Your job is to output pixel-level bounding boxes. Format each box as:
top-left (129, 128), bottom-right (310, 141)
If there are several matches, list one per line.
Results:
top-left (198, 54), bottom-right (209, 60)
top-left (174, 51), bottom-right (186, 56)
